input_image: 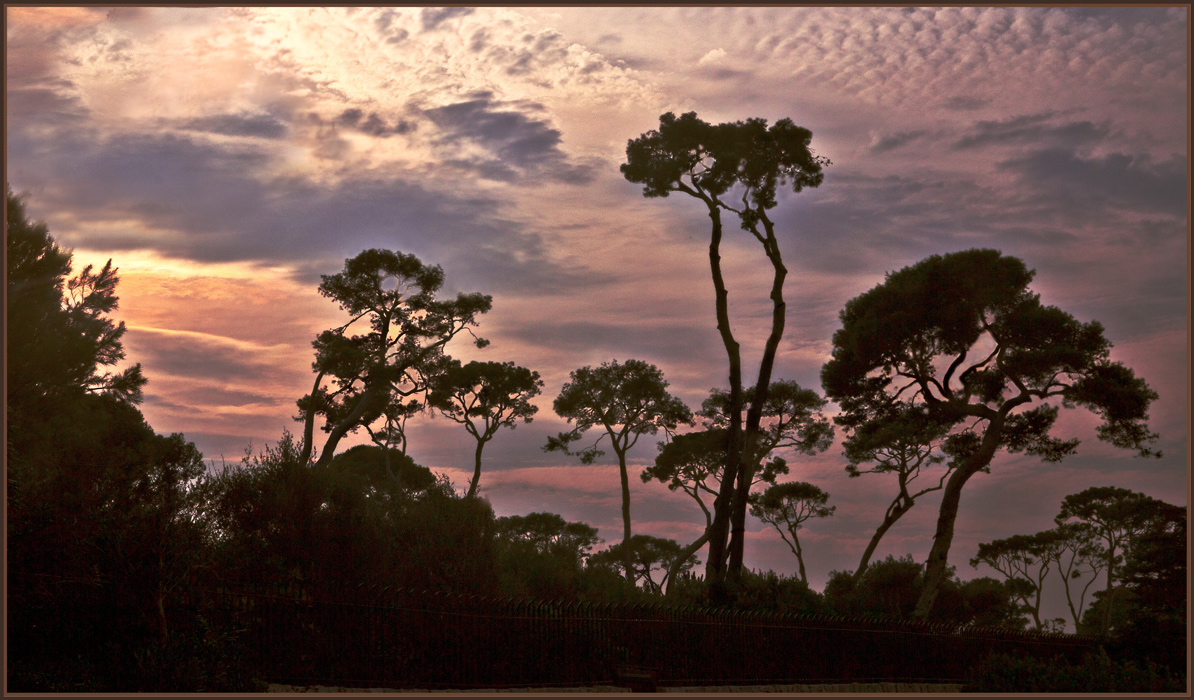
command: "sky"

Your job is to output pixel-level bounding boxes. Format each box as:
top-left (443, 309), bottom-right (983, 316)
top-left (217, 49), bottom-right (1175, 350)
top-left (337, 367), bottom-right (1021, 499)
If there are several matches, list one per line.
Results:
top-left (6, 6), bottom-right (1188, 629)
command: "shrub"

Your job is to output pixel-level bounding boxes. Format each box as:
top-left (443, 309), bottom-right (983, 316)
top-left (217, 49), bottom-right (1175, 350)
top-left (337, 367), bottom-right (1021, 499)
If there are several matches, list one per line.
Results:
top-left (964, 648), bottom-right (1184, 692)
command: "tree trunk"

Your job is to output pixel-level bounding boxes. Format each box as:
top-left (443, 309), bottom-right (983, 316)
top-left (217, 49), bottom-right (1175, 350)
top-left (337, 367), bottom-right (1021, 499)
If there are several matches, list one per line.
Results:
top-left (297, 370), bottom-right (326, 467)
top-left (665, 529), bottom-right (710, 596)
top-left (314, 385), bottom-right (379, 468)
top-left (1101, 542), bottom-right (1117, 634)
top-left (467, 438), bottom-right (487, 497)
top-left (615, 445), bottom-right (634, 583)
top-left (727, 211), bottom-right (787, 579)
top-left (856, 500), bottom-right (911, 580)
top-left (703, 201), bottom-right (745, 588)
top-left (913, 418), bottom-right (1003, 618)
top-left (792, 529), bottom-right (807, 585)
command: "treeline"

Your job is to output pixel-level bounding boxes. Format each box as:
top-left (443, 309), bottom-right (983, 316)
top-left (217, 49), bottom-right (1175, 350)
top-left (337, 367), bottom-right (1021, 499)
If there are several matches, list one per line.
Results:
top-left (6, 112), bottom-right (1185, 693)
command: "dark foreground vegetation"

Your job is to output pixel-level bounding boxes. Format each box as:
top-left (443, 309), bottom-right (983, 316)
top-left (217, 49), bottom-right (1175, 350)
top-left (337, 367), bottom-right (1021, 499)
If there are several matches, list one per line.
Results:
top-left (6, 105), bottom-right (1185, 694)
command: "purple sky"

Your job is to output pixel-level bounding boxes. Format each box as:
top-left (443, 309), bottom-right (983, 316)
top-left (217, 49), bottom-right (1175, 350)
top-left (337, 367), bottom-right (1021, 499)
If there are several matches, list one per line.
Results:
top-left (7, 7), bottom-right (1188, 629)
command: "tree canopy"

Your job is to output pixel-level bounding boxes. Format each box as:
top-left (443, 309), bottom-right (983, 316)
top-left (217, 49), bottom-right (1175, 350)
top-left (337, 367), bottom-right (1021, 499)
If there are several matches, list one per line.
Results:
top-left (296, 249), bottom-right (492, 468)
top-left (428, 359), bottom-right (543, 497)
top-left (6, 187), bottom-right (145, 420)
top-left (821, 248), bottom-right (1160, 617)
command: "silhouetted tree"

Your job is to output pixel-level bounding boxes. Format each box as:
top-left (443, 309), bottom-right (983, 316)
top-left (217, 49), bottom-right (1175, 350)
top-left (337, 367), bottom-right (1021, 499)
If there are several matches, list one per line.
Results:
top-left (821, 249), bottom-right (1160, 617)
top-left (494, 512), bottom-right (602, 600)
top-left (6, 187), bottom-right (145, 436)
top-left (1038, 522), bottom-right (1106, 630)
top-left (295, 249), bottom-right (491, 469)
top-left (971, 531), bottom-right (1062, 629)
top-left (428, 359), bottom-right (543, 497)
top-left (589, 534), bottom-right (698, 595)
top-left (1055, 486), bottom-right (1172, 634)
top-left (622, 113), bottom-right (829, 587)
top-left (841, 402), bottom-right (954, 579)
top-left (544, 359), bottom-right (692, 581)
top-left (749, 481), bottom-right (835, 584)
top-left (1114, 503), bottom-right (1186, 673)
top-left (641, 427), bottom-right (789, 592)
top-left (328, 443), bottom-right (437, 494)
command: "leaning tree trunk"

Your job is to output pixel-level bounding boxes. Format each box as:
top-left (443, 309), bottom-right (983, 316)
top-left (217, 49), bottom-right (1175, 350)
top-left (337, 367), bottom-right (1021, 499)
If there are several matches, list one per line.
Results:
top-left (314, 385), bottom-right (381, 469)
top-left (703, 200), bottom-right (746, 588)
top-left (727, 209), bottom-right (787, 580)
top-left (913, 417), bottom-right (1004, 618)
top-left (467, 438), bottom-right (487, 497)
top-left (856, 498), bottom-right (913, 580)
top-left (665, 530), bottom-right (711, 596)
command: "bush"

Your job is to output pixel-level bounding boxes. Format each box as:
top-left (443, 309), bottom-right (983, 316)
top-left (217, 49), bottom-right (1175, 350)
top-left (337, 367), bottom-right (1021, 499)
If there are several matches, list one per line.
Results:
top-left (964, 648), bottom-right (1185, 692)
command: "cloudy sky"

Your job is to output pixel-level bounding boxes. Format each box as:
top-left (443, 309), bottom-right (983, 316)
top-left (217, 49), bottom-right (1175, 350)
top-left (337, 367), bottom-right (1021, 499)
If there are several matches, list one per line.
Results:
top-left (7, 7), bottom-right (1187, 627)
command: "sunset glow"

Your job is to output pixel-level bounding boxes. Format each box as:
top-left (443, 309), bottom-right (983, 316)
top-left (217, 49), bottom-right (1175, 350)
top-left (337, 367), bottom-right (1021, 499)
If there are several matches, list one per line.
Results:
top-left (7, 6), bottom-right (1187, 630)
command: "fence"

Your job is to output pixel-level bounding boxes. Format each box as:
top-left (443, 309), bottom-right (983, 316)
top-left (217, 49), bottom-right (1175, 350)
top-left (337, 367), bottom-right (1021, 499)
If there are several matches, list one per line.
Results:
top-left (191, 580), bottom-right (1103, 689)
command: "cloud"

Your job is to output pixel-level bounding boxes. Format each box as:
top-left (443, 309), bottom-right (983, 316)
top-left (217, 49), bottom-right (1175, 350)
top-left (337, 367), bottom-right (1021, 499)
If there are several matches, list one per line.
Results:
top-left (698, 48), bottom-right (727, 65)
top-left (998, 149), bottom-right (1187, 219)
top-left (952, 113), bottom-right (1113, 151)
top-left (868, 130), bottom-right (928, 153)
top-left (421, 92), bottom-right (594, 184)
top-left (125, 326), bottom-right (288, 382)
top-left (180, 112), bottom-right (288, 139)
top-left (420, 7), bottom-right (474, 32)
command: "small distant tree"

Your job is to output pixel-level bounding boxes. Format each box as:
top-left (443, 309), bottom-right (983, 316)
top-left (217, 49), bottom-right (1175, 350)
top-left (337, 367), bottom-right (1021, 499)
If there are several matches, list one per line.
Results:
top-left (496, 512), bottom-right (601, 566)
top-left (622, 113), bottom-right (829, 587)
top-left (749, 481), bottom-right (835, 584)
top-left (495, 512), bottom-right (602, 599)
top-left (971, 531), bottom-right (1062, 629)
top-left (1040, 522), bottom-right (1106, 630)
top-left (1055, 486), bottom-right (1171, 634)
top-left (589, 535), bottom-right (698, 595)
top-left (296, 249), bottom-right (491, 469)
top-left (428, 360), bottom-right (543, 497)
top-left (821, 249), bottom-right (1161, 617)
top-left (544, 359), bottom-right (692, 581)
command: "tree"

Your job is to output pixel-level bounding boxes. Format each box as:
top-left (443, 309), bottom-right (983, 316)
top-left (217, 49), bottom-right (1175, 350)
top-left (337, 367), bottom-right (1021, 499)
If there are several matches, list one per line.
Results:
top-left (1055, 486), bottom-right (1170, 634)
top-left (700, 380), bottom-right (835, 472)
top-left (1115, 504), bottom-right (1186, 673)
top-left (428, 360), bottom-right (543, 497)
top-left (1039, 522), bottom-right (1106, 630)
top-left (6, 187), bottom-right (145, 425)
top-left (749, 481), bottom-right (835, 585)
top-left (970, 531), bottom-right (1062, 629)
top-left (842, 403), bottom-right (954, 578)
top-left (295, 249), bottom-right (491, 469)
top-left (328, 444), bottom-right (437, 494)
top-left (495, 512), bottom-right (602, 600)
top-left (544, 359), bottom-right (692, 581)
top-left (821, 249), bottom-right (1160, 617)
top-left (589, 534), bottom-right (698, 595)
top-left (622, 112), bottom-right (829, 587)
top-left (642, 380), bottom-right (832, 593)
top-left (496, 512), bottom-right (602, 564)
top-left (641, 420), bottom-right (801, 591)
